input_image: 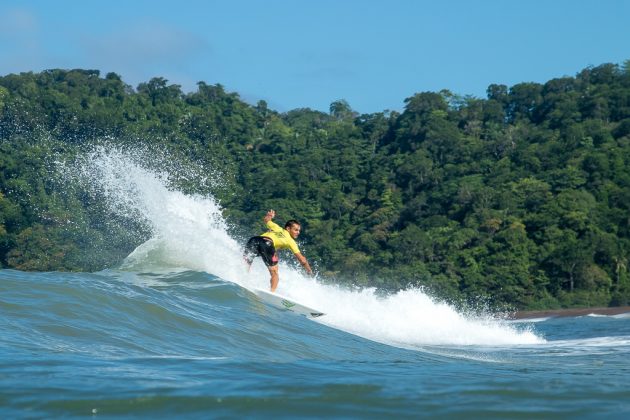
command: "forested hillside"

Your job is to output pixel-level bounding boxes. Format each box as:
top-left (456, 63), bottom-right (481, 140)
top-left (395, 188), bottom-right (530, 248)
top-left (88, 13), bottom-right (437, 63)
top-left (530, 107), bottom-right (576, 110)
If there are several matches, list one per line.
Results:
top-left (1, 62), bottom-right (629, 310)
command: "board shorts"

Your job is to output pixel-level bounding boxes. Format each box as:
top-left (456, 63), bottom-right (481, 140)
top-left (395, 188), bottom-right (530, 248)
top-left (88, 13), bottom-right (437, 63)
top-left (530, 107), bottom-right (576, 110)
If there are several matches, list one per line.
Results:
top-left (244, 236), bottom-right (279, 267)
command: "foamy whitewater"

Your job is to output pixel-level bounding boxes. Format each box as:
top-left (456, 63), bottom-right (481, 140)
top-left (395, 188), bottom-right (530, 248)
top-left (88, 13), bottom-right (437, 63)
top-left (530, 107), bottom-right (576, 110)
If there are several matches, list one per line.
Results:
top-left (78, 148), bottom-right (542, 347)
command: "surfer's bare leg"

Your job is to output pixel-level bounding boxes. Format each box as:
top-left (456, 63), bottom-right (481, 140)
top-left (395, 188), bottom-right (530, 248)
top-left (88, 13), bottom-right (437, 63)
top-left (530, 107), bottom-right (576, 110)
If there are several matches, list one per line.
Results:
top-left (268, 265), bottom-right (279, 292)
top-left (244, 256), bottom-right (253, 272)
top-left (243, 256), bottom-right (252, 272)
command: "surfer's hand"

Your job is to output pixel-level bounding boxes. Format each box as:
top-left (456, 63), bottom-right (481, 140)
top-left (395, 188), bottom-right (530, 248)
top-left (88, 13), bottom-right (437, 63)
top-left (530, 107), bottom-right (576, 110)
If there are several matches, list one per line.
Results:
top-left (264, 209), bottom-right (275, 223)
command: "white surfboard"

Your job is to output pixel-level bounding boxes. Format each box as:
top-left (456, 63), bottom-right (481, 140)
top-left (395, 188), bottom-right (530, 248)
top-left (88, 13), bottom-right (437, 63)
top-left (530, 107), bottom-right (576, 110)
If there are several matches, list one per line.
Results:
top-left (253, 288), bottom-right (325, 318)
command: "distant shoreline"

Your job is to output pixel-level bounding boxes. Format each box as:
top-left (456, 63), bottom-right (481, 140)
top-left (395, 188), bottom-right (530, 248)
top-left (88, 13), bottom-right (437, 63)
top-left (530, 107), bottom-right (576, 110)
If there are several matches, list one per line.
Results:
top-left (511, 306), bottom-right (630, 320)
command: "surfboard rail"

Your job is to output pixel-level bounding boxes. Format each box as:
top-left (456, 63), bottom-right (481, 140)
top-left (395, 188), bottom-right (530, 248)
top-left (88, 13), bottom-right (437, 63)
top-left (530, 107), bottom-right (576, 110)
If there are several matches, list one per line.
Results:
top-left (253, 288), bottom-right (325, 318)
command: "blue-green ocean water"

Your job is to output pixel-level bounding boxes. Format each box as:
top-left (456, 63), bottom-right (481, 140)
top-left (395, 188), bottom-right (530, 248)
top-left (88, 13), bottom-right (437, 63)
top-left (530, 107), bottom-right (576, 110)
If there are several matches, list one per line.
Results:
top-left (2, 268), bottom-right (629, 419)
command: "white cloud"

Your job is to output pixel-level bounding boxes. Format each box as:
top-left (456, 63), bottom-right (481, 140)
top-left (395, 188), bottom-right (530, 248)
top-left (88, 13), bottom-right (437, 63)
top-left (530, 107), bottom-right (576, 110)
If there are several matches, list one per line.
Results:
top-left (0, 8), bottom-right (37, 34)
top-left (78, 20), bottom-right (210, 88)
top-left (87, 21), bottom-right (206, 64)
top-left (0, 8), bottom-right (45, 73)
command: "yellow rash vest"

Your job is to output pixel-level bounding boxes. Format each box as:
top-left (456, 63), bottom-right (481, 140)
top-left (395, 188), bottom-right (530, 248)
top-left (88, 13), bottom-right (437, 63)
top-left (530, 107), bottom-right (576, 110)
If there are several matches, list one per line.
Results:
top-left (260, 221), bottom-right (301, 254)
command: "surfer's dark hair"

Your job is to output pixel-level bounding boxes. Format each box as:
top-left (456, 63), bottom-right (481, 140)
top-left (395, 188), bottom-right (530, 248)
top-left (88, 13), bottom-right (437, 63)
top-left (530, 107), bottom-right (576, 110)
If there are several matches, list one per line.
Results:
top-left (285, 220), bottom-right (300, 229)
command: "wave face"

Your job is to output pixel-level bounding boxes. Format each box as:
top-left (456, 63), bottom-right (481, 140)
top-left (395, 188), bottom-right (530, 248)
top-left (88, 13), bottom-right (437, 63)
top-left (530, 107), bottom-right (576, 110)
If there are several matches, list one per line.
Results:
top-left (3, 268), bottom-right (630, 418)
top-left (2, 149), bottom-right (629, 417)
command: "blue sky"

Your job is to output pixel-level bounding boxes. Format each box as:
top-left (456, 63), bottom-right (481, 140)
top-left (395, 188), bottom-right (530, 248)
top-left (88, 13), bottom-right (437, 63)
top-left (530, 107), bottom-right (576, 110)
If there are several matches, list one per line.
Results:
top-left (1, 0), bottom-right (629, 114)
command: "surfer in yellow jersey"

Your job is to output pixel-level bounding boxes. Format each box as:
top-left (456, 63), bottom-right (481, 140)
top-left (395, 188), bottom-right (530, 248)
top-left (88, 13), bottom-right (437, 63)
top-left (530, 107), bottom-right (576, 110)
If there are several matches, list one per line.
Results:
top-left (244, 209), bottom-right (313, 292)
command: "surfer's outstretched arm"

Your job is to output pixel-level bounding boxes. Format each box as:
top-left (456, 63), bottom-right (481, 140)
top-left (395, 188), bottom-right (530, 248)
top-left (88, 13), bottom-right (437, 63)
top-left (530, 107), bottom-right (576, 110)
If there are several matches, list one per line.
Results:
top-left (294, 252), bottom-right (313, 277)
top-left (263, 209), bottom-right (275, 223)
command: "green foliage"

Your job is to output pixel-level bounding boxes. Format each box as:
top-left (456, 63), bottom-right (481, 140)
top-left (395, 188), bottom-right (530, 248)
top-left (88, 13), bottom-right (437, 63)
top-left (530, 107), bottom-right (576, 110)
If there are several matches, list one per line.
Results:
top-left (1, 62), bottom-right (630, 310)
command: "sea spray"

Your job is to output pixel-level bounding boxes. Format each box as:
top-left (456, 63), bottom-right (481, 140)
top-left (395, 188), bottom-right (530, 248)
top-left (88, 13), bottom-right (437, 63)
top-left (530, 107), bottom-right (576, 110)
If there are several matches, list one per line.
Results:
top-left (69, 147), bottom-right (545, 347)
top-left (69, 145), bottom-right (247, 281)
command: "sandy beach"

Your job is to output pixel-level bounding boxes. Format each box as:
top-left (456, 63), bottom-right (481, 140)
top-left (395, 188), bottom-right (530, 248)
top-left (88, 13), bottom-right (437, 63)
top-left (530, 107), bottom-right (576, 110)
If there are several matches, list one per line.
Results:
top-left (512, 306), bottom-right (630, 320)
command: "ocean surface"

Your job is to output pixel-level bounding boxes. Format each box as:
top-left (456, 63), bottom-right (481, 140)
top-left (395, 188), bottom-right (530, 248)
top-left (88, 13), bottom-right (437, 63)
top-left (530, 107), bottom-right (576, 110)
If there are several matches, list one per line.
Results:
top-left (2, 149), bottom-right (630, 418)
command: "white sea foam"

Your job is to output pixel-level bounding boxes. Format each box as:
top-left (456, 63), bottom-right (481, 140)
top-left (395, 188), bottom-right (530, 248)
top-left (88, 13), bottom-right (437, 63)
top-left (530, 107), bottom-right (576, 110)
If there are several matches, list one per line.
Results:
top-left (75, 148), bottom-right (545, 347)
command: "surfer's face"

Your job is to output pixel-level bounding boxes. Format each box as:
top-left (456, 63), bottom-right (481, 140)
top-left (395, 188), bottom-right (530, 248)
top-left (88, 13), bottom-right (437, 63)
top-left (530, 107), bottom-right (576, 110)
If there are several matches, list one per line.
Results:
top-left (286, 224), bottom-right (301, 239)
